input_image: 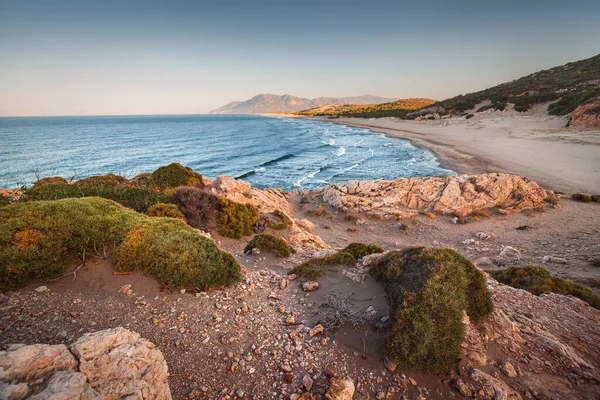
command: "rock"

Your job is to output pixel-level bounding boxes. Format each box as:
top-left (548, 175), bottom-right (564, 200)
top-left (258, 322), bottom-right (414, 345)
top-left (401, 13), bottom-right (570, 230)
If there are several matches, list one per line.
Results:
top-left (288, 274), bottom-right (297, 281)
top-left (0, 344), bottom-right (77, 382)
top-left (317, 173), bottom-right (551, 219)
top-left (301, 281), bottom-right (319, 292)
top-left (542, 255), bottom-right (567, 264)
top-left (117, 284), bottom-right (133, 296)
top-left (302, 374), bottom-right (314, 391)
top-left (450, 377), bottom-right (472, 397)
top-left (251, 247), bottom-right (261, 256)
top-left (70, 327), bottom-right (171, 399)
top-left (0, 328), bottom-right (172, 399)
top-left (474, 257), bottom-right (495, 269)
top-left (253, 218), bottom-right (266, 233)
top-left (34, 286), bottom-right (49, 293)
top-left (475, 232), bottom-right (491, 240)
top-left (309, 324), bottom-right (324, 337)
top-left (500, 361), bottom-right (518, 378)
top-left (569, 97), bottom-right (600, 127)
top-left (384, 358), bottom-right (397, 372)
top-left (469, 369), bottom-right (522, 400)
top-left (325, 378), bottom-right (355, 400)
top-left (498, 246), bottom-right (521, 265)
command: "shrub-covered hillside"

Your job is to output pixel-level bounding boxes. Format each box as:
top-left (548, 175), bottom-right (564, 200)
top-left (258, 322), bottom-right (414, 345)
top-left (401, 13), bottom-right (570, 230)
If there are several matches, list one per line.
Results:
top-left (295, 98), bottom-right (436, 118)
top-left (421, 53), bottom-right (600, 116)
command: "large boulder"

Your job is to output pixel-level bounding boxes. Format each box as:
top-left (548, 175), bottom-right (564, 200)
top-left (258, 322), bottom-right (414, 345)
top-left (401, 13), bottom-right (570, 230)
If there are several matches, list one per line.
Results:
top-left (0, 328), bottom-right (172, 400)
top-left (318, 173), bottom-right (551, 218)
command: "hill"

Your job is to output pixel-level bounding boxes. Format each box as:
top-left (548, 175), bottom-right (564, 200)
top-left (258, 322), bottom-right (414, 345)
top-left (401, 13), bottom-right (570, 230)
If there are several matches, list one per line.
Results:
top-left (294, 98), bottom-right (436, 118)
top-left (209, 94), bottom-right (396, 114)
top-left (416, 53), bottom-right (600, 118)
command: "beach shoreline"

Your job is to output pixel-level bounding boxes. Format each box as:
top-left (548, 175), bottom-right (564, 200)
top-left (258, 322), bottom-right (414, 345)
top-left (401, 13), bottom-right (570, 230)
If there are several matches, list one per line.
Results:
top-left (298, 111), bottom-right (600, 194)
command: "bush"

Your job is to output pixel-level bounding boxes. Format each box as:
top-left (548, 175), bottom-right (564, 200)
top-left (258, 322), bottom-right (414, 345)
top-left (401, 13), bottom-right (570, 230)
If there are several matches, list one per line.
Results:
top-left (465, 114), bottom-right (474, 119)
top-left (592, 195), bottom-right (600, 202)
top-left (267, 210), bottom-right (293, 230)
top-left (490, 266), bottom-right (600, 309)
top-left (114, 218), bottom-right (241, 289)
top-left (0, 197), bottom-right (242, 290)
top-left (76, 174), bottom-right (127, 189)
top-left (32, 176), bottom-right (69, 189)
top-left (369, 247), bottom-right (493, 371)
top-left (24, 183), bottom-right (175, 213)
top-left (0, 197), bottom-right (145, 289)
top-left (572, 193), bottom-right (592, 202)
top-left (150, 163), bottom-right (202, 189)
top-left (342, 242), bottom-right (384, 260)
top-left (147, 203), bottom-right (185, 220)
top-left (244, 234), bottom-right (295, 257)
top-left (218, 198), bottom-right (259, 239)
top-left (289, 242), bottom-right (383, 279)
top-left (175, 187), bottom-right (221, 230)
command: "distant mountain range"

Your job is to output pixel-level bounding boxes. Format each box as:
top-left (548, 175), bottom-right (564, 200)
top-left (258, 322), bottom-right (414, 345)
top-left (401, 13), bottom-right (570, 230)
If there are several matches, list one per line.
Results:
top-left (210, 94), bottom-right (396, 114)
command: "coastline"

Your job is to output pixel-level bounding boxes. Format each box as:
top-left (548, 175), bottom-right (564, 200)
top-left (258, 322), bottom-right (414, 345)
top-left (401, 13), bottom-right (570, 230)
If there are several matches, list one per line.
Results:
top-left (299, 113), bottom-right (600, 194)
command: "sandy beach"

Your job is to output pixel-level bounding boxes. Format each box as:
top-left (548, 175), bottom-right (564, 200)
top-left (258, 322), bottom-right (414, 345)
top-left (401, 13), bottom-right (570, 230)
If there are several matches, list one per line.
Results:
top-left (317, 107), bottom-right (600, 194)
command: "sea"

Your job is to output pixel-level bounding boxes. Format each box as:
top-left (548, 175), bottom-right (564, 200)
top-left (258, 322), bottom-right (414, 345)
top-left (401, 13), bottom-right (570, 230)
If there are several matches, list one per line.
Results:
top-left (0, 114), bottom-right (454, 190)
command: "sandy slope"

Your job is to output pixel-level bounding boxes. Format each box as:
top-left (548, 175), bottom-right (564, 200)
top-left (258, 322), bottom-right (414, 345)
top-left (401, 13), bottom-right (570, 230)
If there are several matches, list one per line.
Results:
top-left (322, 108), bottom-right (600, 193)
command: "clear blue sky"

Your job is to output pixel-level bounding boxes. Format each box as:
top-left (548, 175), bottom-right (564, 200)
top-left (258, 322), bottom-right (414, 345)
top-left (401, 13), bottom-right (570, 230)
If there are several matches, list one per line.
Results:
top-left (1, 0), bottom-right (599, 116)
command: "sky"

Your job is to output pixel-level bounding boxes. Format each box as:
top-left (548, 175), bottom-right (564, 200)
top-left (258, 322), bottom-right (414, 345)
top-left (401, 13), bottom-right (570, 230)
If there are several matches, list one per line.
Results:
top-left (0, 0), bottom-right (599, 116)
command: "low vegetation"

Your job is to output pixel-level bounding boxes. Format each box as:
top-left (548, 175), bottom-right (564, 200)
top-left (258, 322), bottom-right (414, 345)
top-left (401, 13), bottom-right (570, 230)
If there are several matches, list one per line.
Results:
top-left (369, 247), bottom-right (493, 371)
top-left (22, 163), bottom-right (204, 213)
top-left (266, 210), bottom-right (293, 230)
top-left (571, 193), bottom-right (600, 203)
top-left (0, 197), bottom-right (241, 290)
top-left (218, 198), bottom-right (259, 239)
top-left (244, 234), bottom-right (294, 257)
top-left (147, 203), bottom-right (185, 220)
top-left (114, 218), bottom-right (241, 289)
top-left (423, 54), bottom-right (600, 117)
top-left (289, 242), bottom-right (384, 279)
top-left (490, 266), bottom-right (600, 310)
top-left (294, 98), bottom-right (436, 118)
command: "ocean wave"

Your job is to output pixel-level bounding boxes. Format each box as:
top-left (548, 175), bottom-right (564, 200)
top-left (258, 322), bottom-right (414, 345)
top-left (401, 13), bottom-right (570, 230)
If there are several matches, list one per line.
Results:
top-left (335, 147), bottom-right (346, 156)
top-left (235, 153), bottom-right (296, 179)
top-left (294, 168), bottom-right (321, 187)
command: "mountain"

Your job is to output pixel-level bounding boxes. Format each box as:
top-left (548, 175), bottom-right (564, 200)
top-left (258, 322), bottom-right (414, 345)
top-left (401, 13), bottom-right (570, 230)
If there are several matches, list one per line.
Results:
top-left (295, 98), bottom-right (436, 118)
top-left (210, 94), bottom-right (396, 114)
top-left (417, 53), bottom-right (600, 118)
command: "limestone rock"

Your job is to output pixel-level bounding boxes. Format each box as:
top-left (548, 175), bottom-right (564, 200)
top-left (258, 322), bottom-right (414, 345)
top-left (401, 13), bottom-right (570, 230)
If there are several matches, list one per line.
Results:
top-left (0, 344), bottom-right (77, 382)
top-left (29, 371), bottom-right (96, 400)
top-left (301, 281), bottom-right (319, 292)
top-left (325, 378), bottom-right (355, 400)
top-left (71, 327), bottom-right (171, 399)
top-left (469, 369), bottom-right (522, 400)
top-left (317, 173), bottom-right (551, 219)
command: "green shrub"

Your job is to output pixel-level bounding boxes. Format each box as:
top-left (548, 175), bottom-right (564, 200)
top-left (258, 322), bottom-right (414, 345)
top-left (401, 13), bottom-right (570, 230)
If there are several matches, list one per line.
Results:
top-left (465, 114), bottom-right (474, 119)
top-left (150, 163), bottom-right (202, 189)
top-left (147, 203), bottom-right (185, 220)
top-left (31, 176), bottom-right (69, 189)
top-left (572, 193), bottom-right (592, 202)
top-left (490, 266), bottom-right (600, 309)
top-left (369, 247), bottom-right (493, 371)
top-left (114, 218), bottom-right (241, 289)
top-left (342, 242), bottom-right (385, 260)
top-left (244, 234), bottom-right (295, 257)
top-left (289, 242), bottom-right (383, 279)
top-left (218, 198), bottom-right (259, 239)
top-left (76, 174), bottom-right (127, 189)
top-left (23, 183), bottom-right (175, 213)
top-left (548, 88), bottom-right (600, 116)
top-left (0, 197), bottom-right (145, 289)
top-left (267, 210), bottom-right (293, 230)
top-left (175, 187), bottom-right (221, 230)
top-left (592, 195), bottom-right (600, 202)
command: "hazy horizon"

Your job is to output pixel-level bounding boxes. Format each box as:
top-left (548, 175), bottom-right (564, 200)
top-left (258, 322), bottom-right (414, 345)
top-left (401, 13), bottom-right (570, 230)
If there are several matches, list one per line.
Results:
top-left (1, 0), bottom-right (599, 117)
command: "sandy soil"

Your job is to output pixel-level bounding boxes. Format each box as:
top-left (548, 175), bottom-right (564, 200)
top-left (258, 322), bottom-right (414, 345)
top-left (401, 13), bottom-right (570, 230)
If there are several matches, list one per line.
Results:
top-left (316, 107), bottom-right (600, 194)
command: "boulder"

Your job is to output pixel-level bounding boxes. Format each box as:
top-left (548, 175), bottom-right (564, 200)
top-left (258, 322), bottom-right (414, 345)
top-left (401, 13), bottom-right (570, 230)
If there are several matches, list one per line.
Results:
top-left (316, 173), bottom-right (551, 219)
top-left (0, 328), bottom-right (172, 400)
top-left (325, 378), bottom-right (355, 400)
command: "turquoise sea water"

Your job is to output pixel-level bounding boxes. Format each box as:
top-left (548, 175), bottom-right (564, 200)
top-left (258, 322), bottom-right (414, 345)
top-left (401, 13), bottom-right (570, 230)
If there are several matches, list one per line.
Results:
top-left (0, 114), bottom-right (453, 190)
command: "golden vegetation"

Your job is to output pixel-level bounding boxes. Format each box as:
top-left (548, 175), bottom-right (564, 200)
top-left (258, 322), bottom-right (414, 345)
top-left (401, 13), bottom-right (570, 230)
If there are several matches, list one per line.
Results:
top-left (295, 98), bottom-right (436, 118)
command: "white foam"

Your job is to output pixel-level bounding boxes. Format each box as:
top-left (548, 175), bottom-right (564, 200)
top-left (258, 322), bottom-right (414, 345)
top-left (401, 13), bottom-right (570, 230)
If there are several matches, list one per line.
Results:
top-left (335, 147), bottom-right (346, 156)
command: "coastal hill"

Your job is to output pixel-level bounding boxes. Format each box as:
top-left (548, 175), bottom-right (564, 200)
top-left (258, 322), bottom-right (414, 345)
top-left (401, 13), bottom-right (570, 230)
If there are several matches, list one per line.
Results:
top-left (209, 93), bottom-right (396, 114)
top-left (416, 53), bottom-right (600, 121)
top-left (294, 97), bottom-right (436, 118)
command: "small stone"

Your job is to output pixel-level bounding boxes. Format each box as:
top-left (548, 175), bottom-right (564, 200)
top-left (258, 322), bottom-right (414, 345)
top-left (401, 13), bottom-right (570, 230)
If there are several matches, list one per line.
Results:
top-left (179, 289), bottom-right (186, 294)
top-left (34, 286), bottom-right (49, 293)
top-left (302, 281), bottom-right (319, 292)
top-left (303, 374), bottom-right (314, 391)
top-left (475, 232), bottom-right (491, 240)
top-left (384, 358), bottom-right (397, 372)
top-left (288, 274), bottom-right (297, 281)
top-left (309, 324), bottom-right (324, 337)
top-left (500, 361), bottom-right (518, 378)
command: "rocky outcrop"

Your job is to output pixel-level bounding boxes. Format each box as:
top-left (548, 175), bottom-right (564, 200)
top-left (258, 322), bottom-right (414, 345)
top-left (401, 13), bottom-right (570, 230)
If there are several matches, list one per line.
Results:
top-left (318, 173), bottom-right (551, 218)
top-left (458, 274), bottom-right (600, 399)
top-left (569, 97), bottom-right (600, 127)
top-left (0, 328), bottom-right (171, 400)
top-left (210, 176), bottom-right (330, 249)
